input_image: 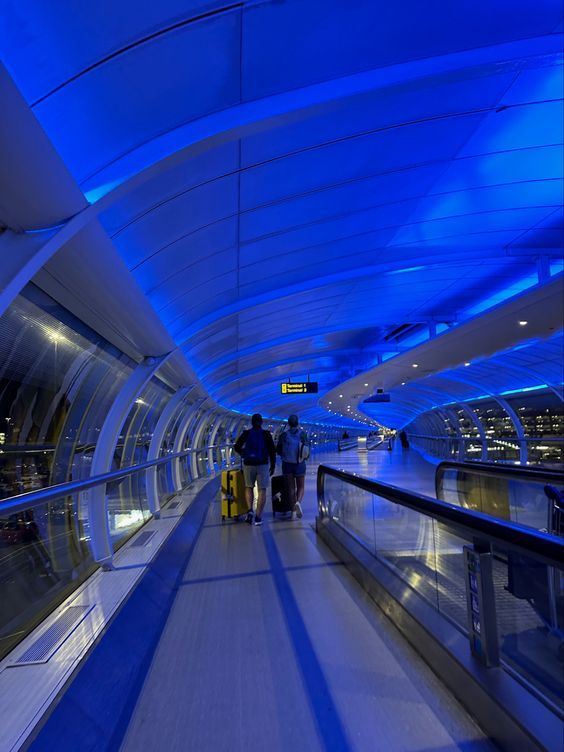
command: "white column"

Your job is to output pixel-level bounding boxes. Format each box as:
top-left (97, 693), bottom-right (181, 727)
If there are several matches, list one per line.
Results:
top-left (82, 355), bottom-right (170, 568)
top-left (496, 398), bottom-right (528, 465)
top-left (189, 402), bottom-right (213, 479)
top-left (207, 413), bottom-right (222, 472)
top-left (461, 405), bottom-right (488, 462)
top-left (146, 386), bottom-right (194, 517)
top-left (173, 397), bottom-right (207, 489)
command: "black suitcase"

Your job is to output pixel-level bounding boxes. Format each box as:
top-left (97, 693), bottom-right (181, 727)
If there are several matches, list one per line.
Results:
top-left (271, 475), bottom-right (293, 517)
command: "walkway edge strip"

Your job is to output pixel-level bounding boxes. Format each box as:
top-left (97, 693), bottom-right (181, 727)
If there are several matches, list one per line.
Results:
top-left (24, 478), bottom-right (220, 752)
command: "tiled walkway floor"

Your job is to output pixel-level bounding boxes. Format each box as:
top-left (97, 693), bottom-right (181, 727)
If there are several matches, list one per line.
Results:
top-left (121, 446), bottom-right (496, 752)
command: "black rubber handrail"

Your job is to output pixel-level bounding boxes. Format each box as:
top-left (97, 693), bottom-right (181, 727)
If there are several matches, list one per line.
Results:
top-left (407, 433), bottom-right (564, 442)
top-left (435, 460), bottom-right (564, 499)
top-left (317, 464), bottom-right (564, 566)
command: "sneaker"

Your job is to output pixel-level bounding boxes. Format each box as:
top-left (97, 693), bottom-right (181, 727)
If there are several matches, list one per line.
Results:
top-left (254, 516), bottom-right (263, 526)
top-left (245, 510), bottom-right (254, 524)
top-left (294, 502), bottom-right (303, 519)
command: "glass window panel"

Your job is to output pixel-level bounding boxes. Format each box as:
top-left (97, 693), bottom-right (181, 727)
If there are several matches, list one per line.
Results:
top-left (373, 494), bottom-right (439, 610)
top-left (433, 523), bottom-right (470, 629)
top-left (0, 286), bottom-right (134, 498)
top-left (0, 493), bottom-right (95, 661)
top-left (325, 474), bottom-right (376, 553)
top-left (494, 545), bottom-right (563, 709)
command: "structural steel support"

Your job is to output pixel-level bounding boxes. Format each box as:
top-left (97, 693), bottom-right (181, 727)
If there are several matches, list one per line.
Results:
top-left (146, 386), bottom-right (194, 517)
top-left (83, 355), bottom-right (169, 568)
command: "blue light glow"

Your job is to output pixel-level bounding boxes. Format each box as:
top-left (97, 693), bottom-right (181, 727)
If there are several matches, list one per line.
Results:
top-left (500, 384), bottom-right (549, 396)
top-left (386, 265), bottom-right (425, 275)
top-left (399, 329), bottom-right (429, 348)
top-left (464, 272), bottom-right (539, 316)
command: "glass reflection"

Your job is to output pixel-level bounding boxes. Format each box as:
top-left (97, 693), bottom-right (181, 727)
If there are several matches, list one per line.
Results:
top-left (322, 471), bottom-right (563, 707)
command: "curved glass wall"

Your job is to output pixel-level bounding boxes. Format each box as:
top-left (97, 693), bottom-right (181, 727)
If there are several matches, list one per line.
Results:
top-left (157, 396), bottom-right (195, 499)
top-left (0, 286), bottom-right (134, 500)
top-left (109, 375), bottom-right (175, 547)
top-left (472, 400), bottom-right (519, 463)
top-left (407, 390), bottom-right (564, 466)
top-left (0, 286), bottom-right (134, 659)
top-left (506, 390), bottom-right (564, 467)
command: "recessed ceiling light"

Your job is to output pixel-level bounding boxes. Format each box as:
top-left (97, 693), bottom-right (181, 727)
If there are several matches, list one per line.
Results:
top-left (464, 362), bottom-right (471, 367)
top-left (364, 383), bottom-right (369, 387)
top-left (401, 382), bottom-right (406, 385)
top-left (519, 320), bottom-right (528, 326)
top-left (339, 394), bottom-right (343, 398)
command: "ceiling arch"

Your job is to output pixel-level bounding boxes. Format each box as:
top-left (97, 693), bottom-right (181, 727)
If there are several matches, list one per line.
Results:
top-left (0, 2), bottom-right (562, 423)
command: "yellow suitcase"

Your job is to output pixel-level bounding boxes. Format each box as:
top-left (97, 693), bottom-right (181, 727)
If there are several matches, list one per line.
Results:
top-left (221, 469), bottom-right (248, 521)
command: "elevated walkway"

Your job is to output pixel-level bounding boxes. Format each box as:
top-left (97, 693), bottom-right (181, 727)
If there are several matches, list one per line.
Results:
top-left (120, 459), bottom-right (490, 751)
top-left (24, 447), bottom-right (493, 751)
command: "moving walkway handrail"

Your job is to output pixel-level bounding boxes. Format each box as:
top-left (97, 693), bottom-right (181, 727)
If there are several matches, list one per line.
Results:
top-left (317, 464), bottom-right (564, 565)
top-left (435, 460), bottom-right (564, 498)
top-left (407, 433), bottom-right (564, 442)
top-left (0, 443), bottom-right (234, 517)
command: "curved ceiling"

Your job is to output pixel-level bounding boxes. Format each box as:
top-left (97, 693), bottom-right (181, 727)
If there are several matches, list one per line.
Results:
top-left (359, 332), bottom-right (564, 428)
top-left (1, 1), bottom-right (562, 424)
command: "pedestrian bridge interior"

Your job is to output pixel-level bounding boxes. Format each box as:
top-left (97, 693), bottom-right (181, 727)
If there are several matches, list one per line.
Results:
top-left (0, 2), bottom-right (563, 751)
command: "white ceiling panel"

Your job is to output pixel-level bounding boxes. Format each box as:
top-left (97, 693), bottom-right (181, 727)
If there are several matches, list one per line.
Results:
top-left (1, 2), bottom-right (561, 424)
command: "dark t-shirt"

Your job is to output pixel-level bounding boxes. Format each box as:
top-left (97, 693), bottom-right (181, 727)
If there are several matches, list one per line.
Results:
top-left (234, 428), bottom-right (276, 470)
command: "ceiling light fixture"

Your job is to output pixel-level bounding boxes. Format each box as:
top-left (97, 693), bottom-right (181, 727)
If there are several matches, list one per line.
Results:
top-left (412, 363), bottom-right (419, 368)
top-left (519, 320), bottom-right (528, 326)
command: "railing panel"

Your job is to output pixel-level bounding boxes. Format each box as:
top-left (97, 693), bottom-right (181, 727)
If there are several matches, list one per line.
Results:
top-left (317, 464), bottom-right (564, 710)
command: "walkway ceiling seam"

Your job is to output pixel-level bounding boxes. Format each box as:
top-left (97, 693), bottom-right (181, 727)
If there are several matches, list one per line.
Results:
top-left (112, 151), bottom-right (561, 257)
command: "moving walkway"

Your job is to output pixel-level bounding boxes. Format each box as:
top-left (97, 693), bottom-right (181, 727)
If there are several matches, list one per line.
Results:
top-left (317, 461), bottom-right (564, 750)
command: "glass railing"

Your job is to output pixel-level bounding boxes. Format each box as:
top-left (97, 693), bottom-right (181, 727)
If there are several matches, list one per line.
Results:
top-left (338, 438), bottom-right (358, 451)
top-left (436, 461), bottom-right (564, 534)
top-left (407, 433), bottom-right (564, 467)
top-left (318, 464), bottom-right (564, 713)
top-left (0, 444), bottom-right (235, 662)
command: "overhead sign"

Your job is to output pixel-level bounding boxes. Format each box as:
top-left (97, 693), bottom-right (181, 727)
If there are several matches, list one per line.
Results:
top-left (280, 382), bottom-right (318, 394)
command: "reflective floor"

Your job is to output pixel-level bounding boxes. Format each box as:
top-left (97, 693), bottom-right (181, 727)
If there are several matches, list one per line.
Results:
top-left (121, 446), bottom-right (494, 751)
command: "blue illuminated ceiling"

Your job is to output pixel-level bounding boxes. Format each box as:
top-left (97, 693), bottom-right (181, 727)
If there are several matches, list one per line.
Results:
top-left (1, 1), bottom-right (562, 423)
top-left (359, 332), bottom-right (564, 428)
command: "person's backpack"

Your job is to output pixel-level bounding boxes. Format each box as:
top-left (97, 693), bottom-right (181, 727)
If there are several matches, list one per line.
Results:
top-left (243, 429), bottom-right (267, 465)
top-left (298, 433), bottom-right (310, 462)
top-left (279, 429), bottom-right (309, 463)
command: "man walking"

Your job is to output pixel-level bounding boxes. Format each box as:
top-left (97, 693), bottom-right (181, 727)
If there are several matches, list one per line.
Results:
top-left (234, 413), bottom-right (276, 526)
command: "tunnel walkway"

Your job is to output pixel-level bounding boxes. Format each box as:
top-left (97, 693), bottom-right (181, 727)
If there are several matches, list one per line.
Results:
top-left (119, 446), bottom-right (494, 752)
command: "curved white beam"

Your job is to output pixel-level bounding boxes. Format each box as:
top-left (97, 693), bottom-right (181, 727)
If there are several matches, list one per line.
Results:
top-left (82, 354), bottom-right (171, 568)
top-left (1, 36), bottom-right (557, 318)
top-left (146, 385), bottom-right (194, 517)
